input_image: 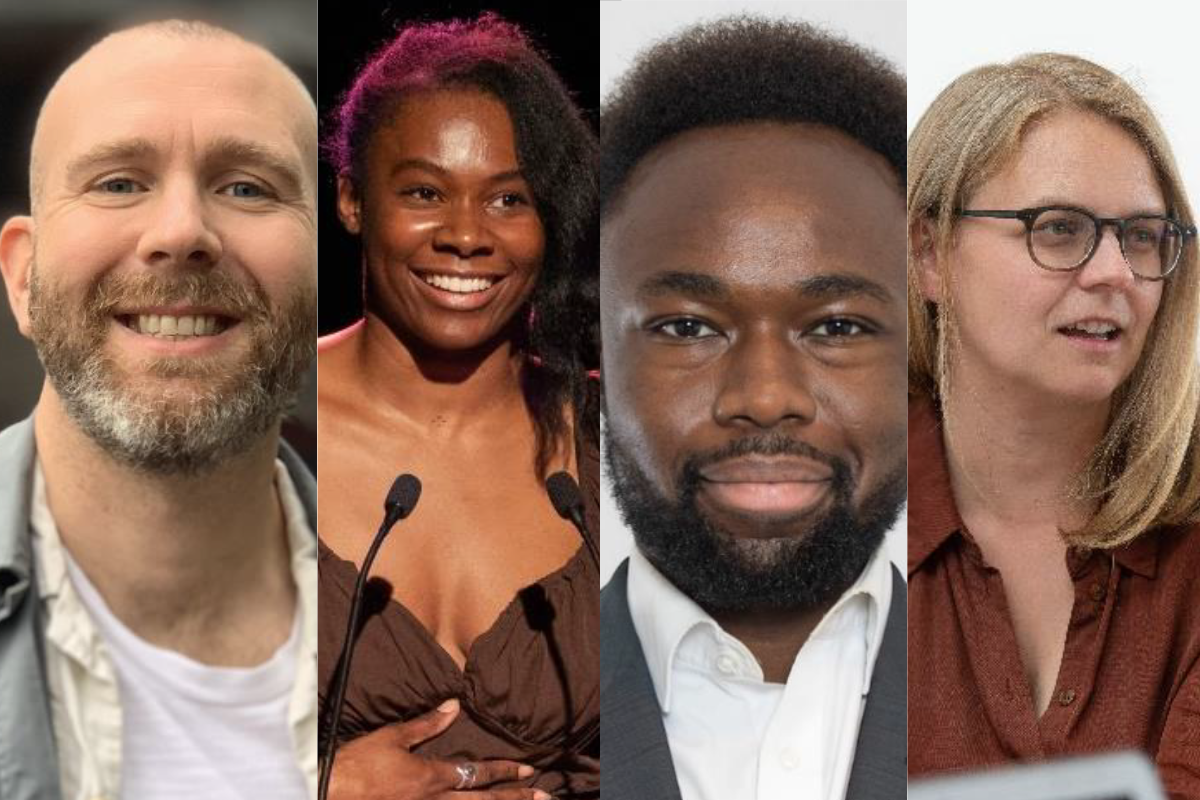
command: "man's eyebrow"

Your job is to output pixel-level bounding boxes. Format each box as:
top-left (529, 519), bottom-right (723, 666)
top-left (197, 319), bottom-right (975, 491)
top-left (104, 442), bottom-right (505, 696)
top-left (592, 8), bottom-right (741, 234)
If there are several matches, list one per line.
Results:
top-left (64, 138), bottom-right (157, 187)
top-left (205, 136), bottom-right (307, 196)
top-left (62, 136), bottom-right (308, 197)
top-left (796, 274), bottom-right (893, 303)
top-left (637, 271), bottom-right (729, 300)
top-left (634, 271), bottom-right (892, 303)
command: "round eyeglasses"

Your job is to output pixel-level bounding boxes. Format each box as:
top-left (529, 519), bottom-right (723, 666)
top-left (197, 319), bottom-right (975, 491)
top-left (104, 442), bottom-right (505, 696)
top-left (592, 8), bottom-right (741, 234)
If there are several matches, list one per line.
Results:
top-left (958, 206), bottom-right (1196, 280)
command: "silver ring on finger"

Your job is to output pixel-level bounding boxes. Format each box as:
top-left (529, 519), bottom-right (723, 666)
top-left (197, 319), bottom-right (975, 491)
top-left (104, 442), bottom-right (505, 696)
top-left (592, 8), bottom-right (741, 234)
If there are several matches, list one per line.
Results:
top-left (454, 762), bottom-right (479, 790)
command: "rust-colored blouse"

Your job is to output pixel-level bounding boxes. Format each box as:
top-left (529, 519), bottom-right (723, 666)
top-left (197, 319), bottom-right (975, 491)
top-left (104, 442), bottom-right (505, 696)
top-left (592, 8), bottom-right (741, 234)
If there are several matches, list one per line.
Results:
top-left (908, 397), bottom-right (1200, 798)
top-left (318, 436), bottom-right (600, 798)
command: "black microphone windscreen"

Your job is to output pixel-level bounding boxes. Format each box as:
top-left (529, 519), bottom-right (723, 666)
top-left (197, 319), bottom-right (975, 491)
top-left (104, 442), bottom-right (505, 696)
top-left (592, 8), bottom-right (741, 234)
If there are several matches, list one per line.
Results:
top-left (385, 474), bottom-right (422, 518)
top-left (545, 471), bottom-right (583, 520)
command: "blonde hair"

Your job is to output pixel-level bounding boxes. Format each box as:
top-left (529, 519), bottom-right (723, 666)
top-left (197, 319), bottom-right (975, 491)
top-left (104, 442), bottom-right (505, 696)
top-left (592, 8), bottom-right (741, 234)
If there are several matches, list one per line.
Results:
top-left (908, 53), bottom-right (1200, 548)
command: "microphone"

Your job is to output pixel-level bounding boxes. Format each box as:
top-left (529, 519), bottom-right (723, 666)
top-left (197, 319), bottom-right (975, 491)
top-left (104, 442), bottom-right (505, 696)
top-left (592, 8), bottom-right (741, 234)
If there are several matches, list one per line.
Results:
top-left (383, 474), bottom-right (422, 529)
top-left (546, 471), bottom-right (597, 568)
top-left (319, 474), bottom-right (422, 800)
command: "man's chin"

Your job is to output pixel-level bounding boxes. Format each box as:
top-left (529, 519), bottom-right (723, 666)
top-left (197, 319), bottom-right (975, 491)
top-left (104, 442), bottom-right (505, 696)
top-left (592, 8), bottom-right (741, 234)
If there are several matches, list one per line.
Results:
top-left (47, 360), bottom-right (282, 476)
top-left (695, 483), bottom-right (835, 540)
top-left (605, 433), bottom-right (905, 613)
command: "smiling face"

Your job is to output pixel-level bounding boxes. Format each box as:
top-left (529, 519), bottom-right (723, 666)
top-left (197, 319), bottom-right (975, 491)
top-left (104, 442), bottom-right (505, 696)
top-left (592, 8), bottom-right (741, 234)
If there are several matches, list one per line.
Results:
top-left (601, 123), bottom-right (907, 611)
top-left (926, 109), bottom-right (1166, 406)
top-left (340, 88), bottom-right (545, 355)
top-left (0, 28), bottom-right (318, 473)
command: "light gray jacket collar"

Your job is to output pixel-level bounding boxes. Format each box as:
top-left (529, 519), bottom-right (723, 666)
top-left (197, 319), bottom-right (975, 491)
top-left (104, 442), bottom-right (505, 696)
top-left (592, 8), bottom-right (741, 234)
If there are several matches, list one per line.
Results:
top-left (0, 417), bottom-right (37, 623)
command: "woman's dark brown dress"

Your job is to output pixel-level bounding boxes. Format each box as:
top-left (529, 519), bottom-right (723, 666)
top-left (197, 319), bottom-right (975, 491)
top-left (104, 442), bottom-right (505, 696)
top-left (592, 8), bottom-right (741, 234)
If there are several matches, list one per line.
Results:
top-left (318, 434), bottom-right (600, 798)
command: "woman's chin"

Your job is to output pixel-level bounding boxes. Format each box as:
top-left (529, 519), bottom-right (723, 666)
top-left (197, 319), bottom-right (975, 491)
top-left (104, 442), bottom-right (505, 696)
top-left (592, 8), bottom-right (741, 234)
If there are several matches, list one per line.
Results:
top-left (1035, 376), bottom-right (1125, 408)
top-left (405, 321), bottom-right (519, 361)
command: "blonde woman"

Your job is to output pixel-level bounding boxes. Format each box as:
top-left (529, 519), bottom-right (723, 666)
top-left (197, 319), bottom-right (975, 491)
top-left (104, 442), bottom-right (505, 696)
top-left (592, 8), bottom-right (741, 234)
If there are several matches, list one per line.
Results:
top-left (907, 54), bottom-right (1200, 795)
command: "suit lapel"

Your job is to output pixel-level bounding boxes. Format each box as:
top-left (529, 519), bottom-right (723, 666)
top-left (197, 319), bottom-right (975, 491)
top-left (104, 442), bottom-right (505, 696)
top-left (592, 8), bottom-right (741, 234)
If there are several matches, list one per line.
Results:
top-left (845, 567), bottom-right (908, 800)
top-left (601, 561), bottom-right (684, 800)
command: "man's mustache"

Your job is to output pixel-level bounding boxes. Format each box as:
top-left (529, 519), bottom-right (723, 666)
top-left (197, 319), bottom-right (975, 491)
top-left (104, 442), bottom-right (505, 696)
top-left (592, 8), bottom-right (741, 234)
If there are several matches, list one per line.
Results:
top-left (84, 271), bottom-right (270, 322)
top-left (681, 433), bottom-right (851, 490)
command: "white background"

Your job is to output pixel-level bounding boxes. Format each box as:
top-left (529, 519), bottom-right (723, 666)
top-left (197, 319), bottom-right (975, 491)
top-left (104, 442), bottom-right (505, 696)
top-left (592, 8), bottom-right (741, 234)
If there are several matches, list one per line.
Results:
top-left (599, 1), bottom-right (908, 584)
top-left (908, 0), bottom-right (1200, 184)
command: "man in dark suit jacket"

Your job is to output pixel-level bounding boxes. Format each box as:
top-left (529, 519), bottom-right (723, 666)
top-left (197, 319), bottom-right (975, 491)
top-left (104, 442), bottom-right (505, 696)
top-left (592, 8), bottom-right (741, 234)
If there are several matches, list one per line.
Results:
top-left (598, 15), bottom-right (907, 800)
top-left (600, 563), bottom-right (907, 800)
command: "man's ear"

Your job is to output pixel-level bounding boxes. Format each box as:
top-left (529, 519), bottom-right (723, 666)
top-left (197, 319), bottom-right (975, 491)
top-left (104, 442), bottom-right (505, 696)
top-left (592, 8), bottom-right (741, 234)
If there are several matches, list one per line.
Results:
top-left (0, 216), bottom-right (35, 337)
top-left (910, 218), bottom-right (944, 304)
top-left (337, 175), bottom-right (362, 235)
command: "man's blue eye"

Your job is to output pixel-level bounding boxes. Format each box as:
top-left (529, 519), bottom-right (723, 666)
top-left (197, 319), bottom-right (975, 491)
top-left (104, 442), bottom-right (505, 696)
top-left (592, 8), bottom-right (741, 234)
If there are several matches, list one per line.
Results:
top-left (225, 182), bottom-right (265, 198)
top-left (99, 178), bottom-right (141, 194)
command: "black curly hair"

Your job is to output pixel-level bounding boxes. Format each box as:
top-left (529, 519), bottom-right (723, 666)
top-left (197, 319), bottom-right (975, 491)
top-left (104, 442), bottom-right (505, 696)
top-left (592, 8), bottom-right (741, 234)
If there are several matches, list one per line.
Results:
top-left (600, 15), bottom-right (905, 217)
top-left (325, 13), bottom-right (599, 474)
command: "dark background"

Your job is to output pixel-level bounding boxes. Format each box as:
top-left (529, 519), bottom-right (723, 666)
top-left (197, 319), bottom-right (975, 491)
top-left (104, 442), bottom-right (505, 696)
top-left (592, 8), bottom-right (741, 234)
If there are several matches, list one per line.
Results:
top-left (0, 0), bottom-right (318, 437)
top-left (317, 1), bottom-right (600, 335)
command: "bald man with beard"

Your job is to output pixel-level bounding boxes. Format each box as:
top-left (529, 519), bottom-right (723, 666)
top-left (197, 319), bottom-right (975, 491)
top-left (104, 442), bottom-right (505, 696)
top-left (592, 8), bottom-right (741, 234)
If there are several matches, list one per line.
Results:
top-left (0, 20), bottom-right (317, 800)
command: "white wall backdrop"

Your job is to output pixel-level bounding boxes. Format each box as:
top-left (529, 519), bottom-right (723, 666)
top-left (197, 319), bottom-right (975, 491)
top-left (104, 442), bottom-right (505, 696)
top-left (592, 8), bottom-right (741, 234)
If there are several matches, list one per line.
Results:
top-left (599, 1), bottom-right (908, 585)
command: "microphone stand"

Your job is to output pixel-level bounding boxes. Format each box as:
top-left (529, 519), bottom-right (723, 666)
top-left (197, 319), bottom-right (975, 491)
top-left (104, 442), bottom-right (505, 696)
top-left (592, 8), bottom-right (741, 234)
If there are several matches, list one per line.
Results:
top-left (318, 476), bottom-right (421, 800)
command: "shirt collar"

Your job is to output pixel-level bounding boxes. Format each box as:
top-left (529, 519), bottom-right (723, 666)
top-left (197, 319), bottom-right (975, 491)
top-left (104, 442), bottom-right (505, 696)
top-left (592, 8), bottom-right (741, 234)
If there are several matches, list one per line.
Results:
top-left (908, 394), bottom-right (1162, 579)
top-left (627, 541), bottom-right (892, 714)
top-left (275, 460), bottom-right (318, 660)
top-left (32, 458), bottom-right (319, 659)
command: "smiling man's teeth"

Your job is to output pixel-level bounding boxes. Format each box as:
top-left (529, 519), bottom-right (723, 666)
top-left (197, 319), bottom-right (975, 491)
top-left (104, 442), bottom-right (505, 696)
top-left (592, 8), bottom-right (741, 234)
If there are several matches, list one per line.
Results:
top-left (421, 273), bottom-right (496, 294)
top-left (131, 314), bottom-right (225, 338)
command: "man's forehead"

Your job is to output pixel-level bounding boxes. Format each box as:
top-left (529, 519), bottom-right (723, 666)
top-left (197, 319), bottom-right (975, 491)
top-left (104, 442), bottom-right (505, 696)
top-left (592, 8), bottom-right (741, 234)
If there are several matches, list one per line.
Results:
top-left (31, 28), bottom-right (315, 195)
top-left (601, 123), bottom-right (904, 296)
top-left (608, 123), bottom-right (900, 218)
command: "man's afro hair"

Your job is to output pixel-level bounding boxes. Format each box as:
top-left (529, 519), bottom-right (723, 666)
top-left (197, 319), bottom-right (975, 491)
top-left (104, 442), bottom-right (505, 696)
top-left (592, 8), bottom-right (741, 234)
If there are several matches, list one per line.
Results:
top-left (600, 15), bottom-right (905, 216)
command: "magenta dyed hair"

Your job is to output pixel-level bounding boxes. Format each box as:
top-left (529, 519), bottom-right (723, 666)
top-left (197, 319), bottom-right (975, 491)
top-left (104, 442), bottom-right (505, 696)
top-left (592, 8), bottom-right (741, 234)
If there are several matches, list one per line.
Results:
top-left (325, 13), bottom-right (535, 180)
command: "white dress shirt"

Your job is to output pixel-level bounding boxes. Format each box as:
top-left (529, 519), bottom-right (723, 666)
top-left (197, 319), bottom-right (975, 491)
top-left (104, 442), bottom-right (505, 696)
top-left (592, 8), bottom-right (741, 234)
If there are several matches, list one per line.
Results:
top-left (31, 460), bottom-right (318, 800)
top-left (627, 542), bottom-right (892, 800)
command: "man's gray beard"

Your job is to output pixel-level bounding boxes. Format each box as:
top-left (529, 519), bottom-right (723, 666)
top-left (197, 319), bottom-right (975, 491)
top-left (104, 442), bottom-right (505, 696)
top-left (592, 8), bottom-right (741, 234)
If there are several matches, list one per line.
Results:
top-left (28, 266), bottom-right (316, 475)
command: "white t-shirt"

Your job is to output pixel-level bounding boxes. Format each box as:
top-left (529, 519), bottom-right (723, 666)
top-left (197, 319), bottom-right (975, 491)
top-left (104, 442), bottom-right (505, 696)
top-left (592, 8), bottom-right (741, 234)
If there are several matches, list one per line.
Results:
top-left (31, 460), bottom-right (317, 800)
top-left (65, 551), bottom-right (307, 799)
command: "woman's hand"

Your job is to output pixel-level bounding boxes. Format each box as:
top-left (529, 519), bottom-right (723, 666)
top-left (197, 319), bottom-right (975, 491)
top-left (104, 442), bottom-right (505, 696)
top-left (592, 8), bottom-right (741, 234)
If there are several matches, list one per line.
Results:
top-left (328, 699), bottom-right (550, 800)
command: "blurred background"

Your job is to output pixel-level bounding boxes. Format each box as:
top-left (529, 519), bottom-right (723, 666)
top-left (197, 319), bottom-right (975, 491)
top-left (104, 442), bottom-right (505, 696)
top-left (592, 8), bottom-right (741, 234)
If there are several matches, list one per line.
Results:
top-left (0, 0), bottom-right (317, 464)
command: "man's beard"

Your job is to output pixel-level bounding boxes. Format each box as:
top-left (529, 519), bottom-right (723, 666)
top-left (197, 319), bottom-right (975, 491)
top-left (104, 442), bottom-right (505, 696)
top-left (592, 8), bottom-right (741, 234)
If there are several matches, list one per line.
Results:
top-left (28, 266), bottom-right (316, 475)
top-left (605, 427), bottom-right (906, 613)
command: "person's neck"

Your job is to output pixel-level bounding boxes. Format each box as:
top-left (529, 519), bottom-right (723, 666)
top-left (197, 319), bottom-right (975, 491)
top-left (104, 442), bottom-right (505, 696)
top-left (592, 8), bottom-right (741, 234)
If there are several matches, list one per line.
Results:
top-left (711, 601), bottom-right (835, 684)
top-left (33, 386), bottom-right (294, 665)
top-left (352, 313), bottom-right (530, 437)
top-left (942, 360), bottom-right (1108, 535)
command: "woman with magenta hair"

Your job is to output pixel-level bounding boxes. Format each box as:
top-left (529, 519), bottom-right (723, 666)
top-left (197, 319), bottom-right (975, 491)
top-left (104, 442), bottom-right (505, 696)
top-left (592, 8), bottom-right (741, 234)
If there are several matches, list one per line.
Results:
top-left (317, 14), bottom-right (599, 800)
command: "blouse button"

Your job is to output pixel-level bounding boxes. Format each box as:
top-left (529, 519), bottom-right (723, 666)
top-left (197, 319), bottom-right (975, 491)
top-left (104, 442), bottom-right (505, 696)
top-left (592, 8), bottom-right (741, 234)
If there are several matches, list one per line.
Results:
top-left (716, 652), bottom-right (739, 676)
top-left (1058, 688), bottom-right (1077, 706)
top-left (1089, 583), bottom-right (1106, 602)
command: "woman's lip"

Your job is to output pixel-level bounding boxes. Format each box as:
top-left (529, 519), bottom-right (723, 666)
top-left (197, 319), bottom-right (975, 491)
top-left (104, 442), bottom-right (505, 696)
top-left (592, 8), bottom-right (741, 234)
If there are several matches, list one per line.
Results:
top-left (408, 268), bottom-right (506, 312)
top-left (1057, 329), bottom-right (1123, 353)
top-left (411, 267), bottom-right (508, 280)
top-left (698, 479), bottom-right (832, 518)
